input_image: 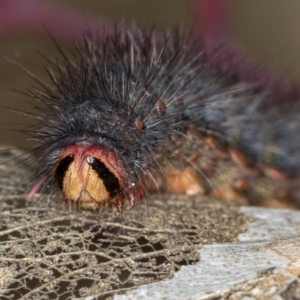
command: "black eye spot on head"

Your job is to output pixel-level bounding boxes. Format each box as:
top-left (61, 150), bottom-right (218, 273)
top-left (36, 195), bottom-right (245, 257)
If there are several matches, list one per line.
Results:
top-left (86, 156), bottom-right (121, 197)
top-left (55, 155), bottom-right (74, 190)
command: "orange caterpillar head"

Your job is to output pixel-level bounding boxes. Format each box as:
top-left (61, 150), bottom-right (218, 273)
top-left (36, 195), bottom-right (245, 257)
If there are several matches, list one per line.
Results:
top-left (53, 142), bottom-right (145, 212)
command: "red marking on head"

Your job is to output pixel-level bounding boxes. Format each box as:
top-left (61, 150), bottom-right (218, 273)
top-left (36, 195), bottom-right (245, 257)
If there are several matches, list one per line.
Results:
top-left (58, 142), bottom-right (122, 173)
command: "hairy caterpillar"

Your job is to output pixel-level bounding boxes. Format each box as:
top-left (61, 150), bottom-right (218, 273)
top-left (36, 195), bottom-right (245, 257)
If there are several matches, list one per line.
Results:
top-left (13, 23), bottom-right (299, 213)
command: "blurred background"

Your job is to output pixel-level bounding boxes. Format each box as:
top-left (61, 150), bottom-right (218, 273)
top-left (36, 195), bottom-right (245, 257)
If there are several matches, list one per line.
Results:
top-left (0, 0), bottom-right (300, 148)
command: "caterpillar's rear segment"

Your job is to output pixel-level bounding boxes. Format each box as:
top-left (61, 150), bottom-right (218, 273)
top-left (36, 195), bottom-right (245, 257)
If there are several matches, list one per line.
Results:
top-left (26, 27), bottom-right (300, 212)
top-left (158, 130), bottom-right (299, 209)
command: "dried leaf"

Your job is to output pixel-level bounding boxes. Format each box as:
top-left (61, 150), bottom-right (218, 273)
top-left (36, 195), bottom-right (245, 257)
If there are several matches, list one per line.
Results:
top-left (0, 148), bottom-right (299, 299)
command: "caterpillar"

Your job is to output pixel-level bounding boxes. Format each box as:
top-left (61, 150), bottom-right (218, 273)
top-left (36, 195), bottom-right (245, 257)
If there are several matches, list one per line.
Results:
top-left (14, 23), bottom-right (299, 213)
